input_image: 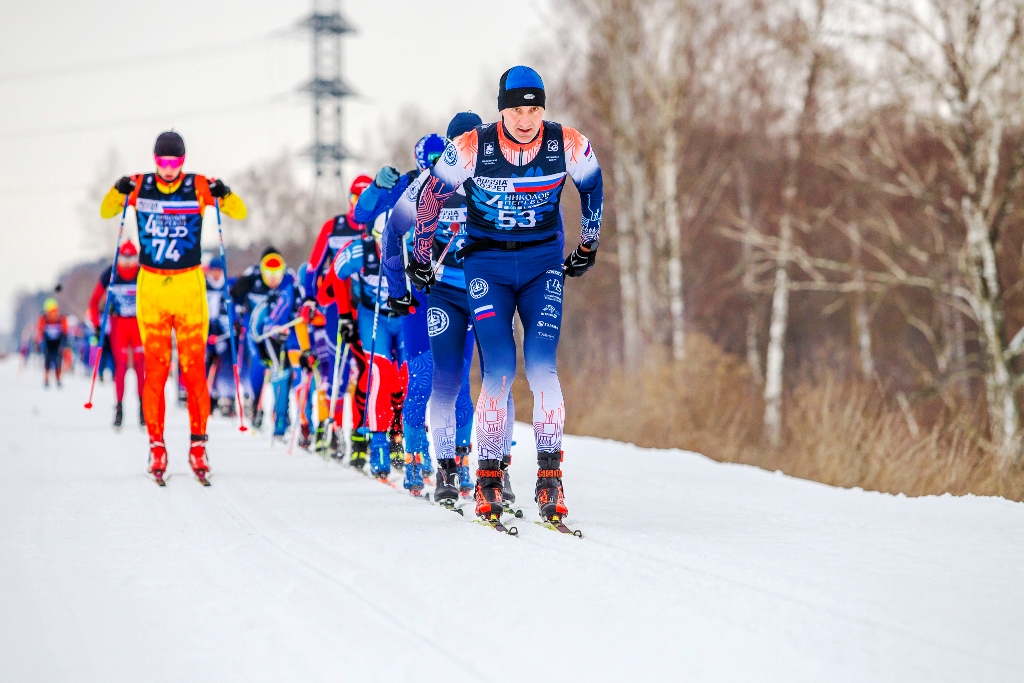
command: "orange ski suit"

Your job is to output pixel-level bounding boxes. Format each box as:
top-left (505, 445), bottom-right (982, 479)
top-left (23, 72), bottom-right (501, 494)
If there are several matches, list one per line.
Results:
top-left (101, 175), bottom-right (246, 442)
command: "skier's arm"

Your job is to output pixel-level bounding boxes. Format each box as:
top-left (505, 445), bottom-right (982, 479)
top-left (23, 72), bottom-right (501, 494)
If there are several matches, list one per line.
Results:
top-left (99, 174), bottom-right (142, 218)
top-left (412, 131), bottom-right (477, 263)
top-left (563, 127), bottom-right (604, 246)
top-left (330, 238), bottom-right (364, 280)
top-left (87, 271), bottom-right (110, 328)
top-left (305, 218), bottom-right (336, 287)
top-left (381, 170), bottom-right (430, 299)
top-left (353, 175), bottom-right (409, 226)
top-left (229, 272), bottom-right (256, 307)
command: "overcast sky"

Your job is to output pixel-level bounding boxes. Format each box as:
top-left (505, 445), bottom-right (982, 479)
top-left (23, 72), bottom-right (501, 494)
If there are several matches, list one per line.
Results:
top-left (0, 0), bottom-right (557, 328)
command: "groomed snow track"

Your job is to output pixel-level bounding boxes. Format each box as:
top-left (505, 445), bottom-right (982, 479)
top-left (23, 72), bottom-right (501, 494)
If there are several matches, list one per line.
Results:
top-left (1, 358), bottom-right (1021, 682)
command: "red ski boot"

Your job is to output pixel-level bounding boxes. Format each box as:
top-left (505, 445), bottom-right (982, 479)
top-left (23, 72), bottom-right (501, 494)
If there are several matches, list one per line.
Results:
top-left (535, 451), bottom-right (568, 522)
top-left (474, 459), bottom-right (504, 520)
top-left (148, 440), bottom-right (168, 485)
top-left (188, 434), bottom-right (211, 485)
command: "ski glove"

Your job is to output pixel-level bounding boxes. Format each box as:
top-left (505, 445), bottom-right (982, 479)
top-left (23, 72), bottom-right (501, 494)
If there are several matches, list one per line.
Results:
top-left (338, 312), bottom-right (359, 345)
top-left (374, 165), bottom-right (401, 189)
top-left (114, 176), bottom-right (135, 194)
top-left (299, 298), bottom-right (318, 323)
top-left (298, 349), bottom-right (317, 371)
top-left (208, 179), bottom-right (231, 198)
top-left (406, 260), bottom-right (436, 293)
top-left (563, 242), bottom-right (598, 278)
top-left (387, 291), bottom-right (420, 317)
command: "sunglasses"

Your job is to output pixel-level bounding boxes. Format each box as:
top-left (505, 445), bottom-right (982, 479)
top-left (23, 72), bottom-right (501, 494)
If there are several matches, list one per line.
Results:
top-left (154, 155), bottom-right (185, 169)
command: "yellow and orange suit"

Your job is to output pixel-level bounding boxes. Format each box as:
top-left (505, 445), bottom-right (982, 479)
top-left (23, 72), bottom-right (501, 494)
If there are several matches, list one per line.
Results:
top-left (101, 174), bottom-right (246, 442)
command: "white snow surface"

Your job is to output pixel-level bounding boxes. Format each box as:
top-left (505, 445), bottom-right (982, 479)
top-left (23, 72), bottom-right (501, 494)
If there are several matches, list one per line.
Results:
top-left (1, 358), bottom-right (1022, 683)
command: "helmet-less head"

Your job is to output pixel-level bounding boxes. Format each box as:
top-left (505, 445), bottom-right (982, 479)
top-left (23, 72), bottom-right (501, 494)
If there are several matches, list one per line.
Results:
top-left (153, 131), bottom-right (186, 183)
top-left (497, 66), bottom-right (545, 144)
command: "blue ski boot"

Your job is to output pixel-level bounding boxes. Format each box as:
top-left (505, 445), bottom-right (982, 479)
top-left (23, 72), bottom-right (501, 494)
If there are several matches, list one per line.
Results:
top-left (403, 452), bottom-right (425, 496)
top-left (455, 445), bottom-right (473, 499)
top-left (368, 431), bottom-right (391, 479)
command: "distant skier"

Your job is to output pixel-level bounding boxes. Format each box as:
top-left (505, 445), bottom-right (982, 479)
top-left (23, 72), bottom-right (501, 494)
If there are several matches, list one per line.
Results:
top-left (88, 241), bottom-right (144, 428)
top-left (358, 133), bottom-right (446, 494)
top-left (36, 298), bottom-right (67, 388)
top-left (403, 67), bottom-right (604, 527)
top-left (204, 255), bottom-right (236, 417)
top-left (231, 248), bottom-right (309, 441)
top-left (99, 130), bottom-right (247, 483)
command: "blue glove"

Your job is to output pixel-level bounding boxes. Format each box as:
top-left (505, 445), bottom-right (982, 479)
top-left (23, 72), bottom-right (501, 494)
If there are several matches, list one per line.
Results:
top-left (374, 165), bottom-right (401, 189)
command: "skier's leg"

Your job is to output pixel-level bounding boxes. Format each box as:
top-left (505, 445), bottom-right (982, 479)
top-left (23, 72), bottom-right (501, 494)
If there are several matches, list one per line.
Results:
top-left (427, 283), bottom-right (471, 502)
top-left (110, 317), bottom-right (129, 404)
top-left (463, 251), bottom-right (517, 517)
top-left (402, 303), bottom-right (432, 480)
top-left (127, 317), bottom-right (145, 404)
top-left (516, 243), bottom-right (569, 520)
top-left (173, 269), bottom-right (211, 442)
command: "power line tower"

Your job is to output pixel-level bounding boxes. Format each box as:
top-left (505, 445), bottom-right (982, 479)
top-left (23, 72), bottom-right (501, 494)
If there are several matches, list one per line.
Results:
top-left (299, 0), bottom-right (354, 198)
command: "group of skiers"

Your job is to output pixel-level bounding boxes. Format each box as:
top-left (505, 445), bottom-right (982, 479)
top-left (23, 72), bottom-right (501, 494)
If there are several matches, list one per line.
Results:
top-left (70, 66), bottom-right (604, 529)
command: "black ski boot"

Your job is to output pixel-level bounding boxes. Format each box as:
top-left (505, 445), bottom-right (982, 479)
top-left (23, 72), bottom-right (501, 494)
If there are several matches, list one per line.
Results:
top-left (389, 429), bottom-right (404, 470)
top-left (328, 425), bottom-right (344, 460)
top-left (350, 432), bottom-right (367, 469)
top-left (500, 454), bottom-right (522, 518)
top-left (474, 458), bottom-right (504, 520)
top-left (139, 403), bottom-right (146, 426)
top-left (434, 458), bottom-right (460, 508)
top-left (113, 402), bottom-right (123, 429)
top-left (535, 451), bottom-right (568, 522)
top-left (251, 404), bottom-right (264, 430)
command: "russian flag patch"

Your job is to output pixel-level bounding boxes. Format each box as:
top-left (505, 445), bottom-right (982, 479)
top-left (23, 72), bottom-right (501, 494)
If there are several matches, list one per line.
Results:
top-left (474, 304), bottom-right (496, 321)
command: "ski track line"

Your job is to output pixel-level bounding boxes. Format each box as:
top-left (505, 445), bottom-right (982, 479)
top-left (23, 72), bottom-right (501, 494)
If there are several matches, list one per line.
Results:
top-left (197, 471), bottom-right (489, 681)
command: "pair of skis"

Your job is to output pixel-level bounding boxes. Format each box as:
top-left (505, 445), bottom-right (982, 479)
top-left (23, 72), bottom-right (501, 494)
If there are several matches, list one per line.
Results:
top-left (152, 473), bottom-right (209, 487)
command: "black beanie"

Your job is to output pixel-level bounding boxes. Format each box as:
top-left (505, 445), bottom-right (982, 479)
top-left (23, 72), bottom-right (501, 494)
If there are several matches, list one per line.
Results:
top-left (154, 131), bottom-right (185, 157)
top-left (497, 66), bottom-right (545, 110)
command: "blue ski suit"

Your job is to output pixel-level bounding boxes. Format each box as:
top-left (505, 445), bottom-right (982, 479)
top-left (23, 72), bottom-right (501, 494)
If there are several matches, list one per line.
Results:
top-left (403, 120), bottom-right (603, 459)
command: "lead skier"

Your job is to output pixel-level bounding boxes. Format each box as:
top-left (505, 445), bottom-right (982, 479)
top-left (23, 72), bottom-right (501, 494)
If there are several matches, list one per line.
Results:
top-left (404, 67), bottom-right (603, 527)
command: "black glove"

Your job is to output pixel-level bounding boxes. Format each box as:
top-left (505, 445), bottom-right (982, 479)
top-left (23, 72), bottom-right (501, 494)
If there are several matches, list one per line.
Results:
top-left (114, 176), bottom-right (135, 194)
top-left (298, 349), bottom-right (316, 371)
top-left (406, 260), bottom-right (436, 293)
top-left (338, 312), bottom-right (359, 346)
top-left (208, 179), bottom-right (231, 198)
top-left (374, 165), bottom-right (401, 189)
top-left (563, 242), bottom-right (598, 278)
top-left (387, 291), bottom-right (420, 317)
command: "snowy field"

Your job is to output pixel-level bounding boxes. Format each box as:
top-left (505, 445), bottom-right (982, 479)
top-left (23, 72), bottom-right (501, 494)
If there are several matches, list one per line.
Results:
top-left (1, 358), bottom-right (1022, 683)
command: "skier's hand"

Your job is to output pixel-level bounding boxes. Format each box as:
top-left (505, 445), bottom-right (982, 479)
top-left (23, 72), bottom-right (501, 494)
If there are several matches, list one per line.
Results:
top-left (387, 291), bottom-right (419, 317)
top-left (374, 165), bottom-right (401, 190)
top-left (114, 176), bottom-right (135, 194)
top-left (338, 312), bottom-right (359, 345)
top-left (406, 260), bottom-right (435, 293)
top-left (208, 178), bottom-right (231, 198)
top-left (298, 349), bottom-right (316, 371)
top-left (563, 242), bottom-right (598, 278)
top-left (300, 298), bottom-right (318, 323)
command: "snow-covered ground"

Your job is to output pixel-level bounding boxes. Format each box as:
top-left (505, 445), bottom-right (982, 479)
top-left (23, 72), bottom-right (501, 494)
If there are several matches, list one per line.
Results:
top-left (0, 357), bottom-right (1021, 683)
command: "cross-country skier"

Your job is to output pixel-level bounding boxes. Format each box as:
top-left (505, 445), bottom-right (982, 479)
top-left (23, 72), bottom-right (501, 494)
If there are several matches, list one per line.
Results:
top-left (99, 130), bottom-right (247, 483)
top-left (404, 67), bottom-right (604, 527)
top-left (230, 248), bottom-right (308, 441)
top-left (88, 241), bottom-right (144, 428)
top-left (204, 255), bottom-right (236, 417)
top-left (301, 175), bottom-right (371, 457)
top-left (358, 133), bottom-right (446, 494)
top-left (36, 298), bottom-right (67, 388)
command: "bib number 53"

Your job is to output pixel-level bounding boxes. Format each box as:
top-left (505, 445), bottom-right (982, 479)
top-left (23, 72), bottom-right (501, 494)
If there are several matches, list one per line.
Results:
top-left (497, 209), bottom-right (536, 230)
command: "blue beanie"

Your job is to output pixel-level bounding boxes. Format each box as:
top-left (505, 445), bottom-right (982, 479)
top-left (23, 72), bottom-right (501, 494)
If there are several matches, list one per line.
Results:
top-left (497, 66), bottom-right (545, 110)
top-left (447, 111), bottom-right (483, 140)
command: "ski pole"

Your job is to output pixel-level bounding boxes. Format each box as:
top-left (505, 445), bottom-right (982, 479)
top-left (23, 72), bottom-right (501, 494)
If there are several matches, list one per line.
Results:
top-left (215, 197), bottom-right (248, 432)
top-left (251, 316), bottom-right (303, 343)
top-left (84, 194), bottom-right (130, 409)
top-left (288, 365), bottom-right (314, 456)
top-left (431, 223), bottom-right (461, 280)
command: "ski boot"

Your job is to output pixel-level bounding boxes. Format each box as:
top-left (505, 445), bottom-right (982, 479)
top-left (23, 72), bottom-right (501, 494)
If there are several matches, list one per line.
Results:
top-left (177, 387), bottom-right (187, 408)
top-left (139, 403), bottom-right (146, 426)
top-left (389, 429), bottom-right (404, 471)
top-left (456, 445), bottom-right (473, 498)
top-left (474, 458), bottom-right (504, 520)
top-left (298, 423), bottom-right (313, 451)
top-left (403, 452), bottom-right (425, 496)
top-left (148, 440), bottom-right (168, 484)
top-left (535, 451), bottom-right (568, 522)
top-left (218, 397), bottom-right (236, 418)
top-left (251, 404), bottom-right (264, 430)
top-left (434, 458), bottom-right (460, 509)
top-left (368, 431), bottom-right (391, 480)
top-left (113, 402), bottom-right (123, 429)
top-left (189, 434), bottom-right (211, 484)
top-left (500, 454), bottom-right (522, 518)
top-left (350, 431), bottom-right (367, 469)
top-left (327, 424), bottom-right (344, 460)
top-left (314, 422), bottom-right (328, 454)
